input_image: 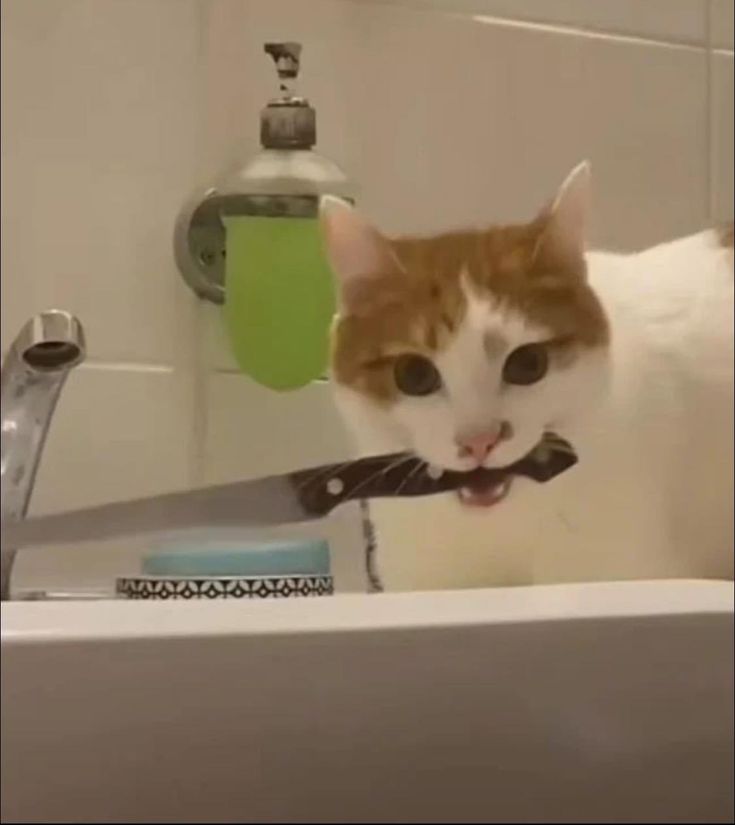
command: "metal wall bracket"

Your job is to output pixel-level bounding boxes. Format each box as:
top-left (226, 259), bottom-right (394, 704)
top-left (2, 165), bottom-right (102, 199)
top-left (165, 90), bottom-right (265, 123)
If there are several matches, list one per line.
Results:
top-left (173, 189), bottom-right (227, 304)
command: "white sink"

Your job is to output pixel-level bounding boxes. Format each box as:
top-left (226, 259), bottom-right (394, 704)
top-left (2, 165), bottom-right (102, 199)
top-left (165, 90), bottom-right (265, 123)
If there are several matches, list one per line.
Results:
top-left (2, 580), bottom-right (733, 823)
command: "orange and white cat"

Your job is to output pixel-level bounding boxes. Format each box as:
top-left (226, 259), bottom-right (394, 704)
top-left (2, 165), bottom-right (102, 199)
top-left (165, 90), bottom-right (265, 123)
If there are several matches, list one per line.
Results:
top-left (319, 163), bottom-right (734, 592)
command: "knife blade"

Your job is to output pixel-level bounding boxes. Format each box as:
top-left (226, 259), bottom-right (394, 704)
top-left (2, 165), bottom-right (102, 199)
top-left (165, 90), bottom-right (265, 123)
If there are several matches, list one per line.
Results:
top-left (1, 435), bottom-right (577, 551)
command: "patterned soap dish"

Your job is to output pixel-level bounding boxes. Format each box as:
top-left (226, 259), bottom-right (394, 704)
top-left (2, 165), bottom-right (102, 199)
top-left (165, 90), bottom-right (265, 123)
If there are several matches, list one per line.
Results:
top-left (116, 574), bottom-right (334, 601)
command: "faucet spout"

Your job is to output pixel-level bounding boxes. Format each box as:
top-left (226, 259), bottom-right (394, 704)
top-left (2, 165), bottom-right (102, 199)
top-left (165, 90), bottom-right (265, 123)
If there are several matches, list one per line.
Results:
top-left (1, 310), bottom-right (86, 600)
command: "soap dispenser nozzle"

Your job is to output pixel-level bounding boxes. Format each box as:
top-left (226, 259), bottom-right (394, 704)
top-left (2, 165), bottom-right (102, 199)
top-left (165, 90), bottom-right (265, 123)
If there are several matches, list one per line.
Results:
top-left (264, 42), bottom-right (301, 91)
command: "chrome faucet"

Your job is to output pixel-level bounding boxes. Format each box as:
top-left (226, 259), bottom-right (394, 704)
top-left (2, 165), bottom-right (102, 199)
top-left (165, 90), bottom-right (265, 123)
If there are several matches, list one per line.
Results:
top-left (1, 310), bottom-right (86, 600)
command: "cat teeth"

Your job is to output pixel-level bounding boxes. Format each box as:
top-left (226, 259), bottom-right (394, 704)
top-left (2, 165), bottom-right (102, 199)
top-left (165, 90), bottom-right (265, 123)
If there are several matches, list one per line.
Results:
top-left (427, 464), bottom-right (444, 480)
top-left (458, 478), bottom-right (511, 507)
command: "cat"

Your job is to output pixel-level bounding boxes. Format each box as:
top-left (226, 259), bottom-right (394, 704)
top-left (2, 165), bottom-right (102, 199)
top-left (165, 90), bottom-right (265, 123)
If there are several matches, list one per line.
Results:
top-left (319, 163), bottom-right (734, 592)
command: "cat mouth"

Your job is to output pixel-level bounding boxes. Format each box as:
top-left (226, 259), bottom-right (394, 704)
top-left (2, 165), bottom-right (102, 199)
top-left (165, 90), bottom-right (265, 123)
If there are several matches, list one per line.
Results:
top-left (418, 432), bottom-right (574, 509)
top-left (457, 477), bottom-right (513, 508)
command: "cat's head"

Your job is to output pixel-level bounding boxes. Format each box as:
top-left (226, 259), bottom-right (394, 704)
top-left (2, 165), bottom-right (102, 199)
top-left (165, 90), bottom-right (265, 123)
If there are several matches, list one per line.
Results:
top-left (320, 163), bottom-right (610, 499)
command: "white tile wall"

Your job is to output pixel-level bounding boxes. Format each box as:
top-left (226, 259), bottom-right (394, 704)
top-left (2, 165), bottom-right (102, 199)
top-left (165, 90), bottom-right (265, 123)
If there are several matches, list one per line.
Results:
top-left (710, 0), bottom-right (734, 49)
top-left (0, 0), bottom-right (203, 364)
top-left (1, 0), bottom-right (205, 594)
top-left (344, 3), bottom-right (708, 245)
top-left (361, 0), bottom-right (710, 44)
top-left (30, 366), bottom-right (195, 513)
top-left (203, 373), bottom-right (351, 484)
top-left (2, 0), bottom-right (732, 595)
top-left (711, 52), bottom-right (735, 221)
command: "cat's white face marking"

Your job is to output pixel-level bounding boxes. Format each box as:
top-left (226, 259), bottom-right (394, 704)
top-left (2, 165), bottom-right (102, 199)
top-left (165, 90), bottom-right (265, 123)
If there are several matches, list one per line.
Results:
top-left (399, 290), bottom-right (548, 470)
top-left (325, 161), bottom-right (610, 482)
top-left (336, 286), bottom-right (608, 472)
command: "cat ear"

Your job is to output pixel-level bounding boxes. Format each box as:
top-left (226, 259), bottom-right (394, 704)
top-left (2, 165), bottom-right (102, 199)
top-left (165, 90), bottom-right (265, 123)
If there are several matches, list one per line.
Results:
top-left (532, 161), bottom-right (590, 276)
top-left (319, 196), bottom-right (404, 313)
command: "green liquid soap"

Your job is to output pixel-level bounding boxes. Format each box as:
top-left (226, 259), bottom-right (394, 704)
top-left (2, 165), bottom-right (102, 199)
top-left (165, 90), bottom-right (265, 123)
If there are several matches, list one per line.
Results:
top-left (224, 216), bottom-right (336, 391)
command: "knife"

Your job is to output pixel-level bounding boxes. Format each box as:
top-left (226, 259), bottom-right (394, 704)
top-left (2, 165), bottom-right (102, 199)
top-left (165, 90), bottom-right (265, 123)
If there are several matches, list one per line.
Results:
top-left (1, 434), bottom-right (577, 551)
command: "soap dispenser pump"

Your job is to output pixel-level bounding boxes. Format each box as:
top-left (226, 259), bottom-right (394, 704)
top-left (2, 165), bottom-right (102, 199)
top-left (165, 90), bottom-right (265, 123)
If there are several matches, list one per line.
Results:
top-left (174, 42), bottom-right (353, 390)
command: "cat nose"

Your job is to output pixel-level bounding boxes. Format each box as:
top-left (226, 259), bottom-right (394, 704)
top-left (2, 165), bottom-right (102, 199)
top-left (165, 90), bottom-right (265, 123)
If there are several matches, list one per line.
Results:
top-left (455, 423), bottom-right (510, 462)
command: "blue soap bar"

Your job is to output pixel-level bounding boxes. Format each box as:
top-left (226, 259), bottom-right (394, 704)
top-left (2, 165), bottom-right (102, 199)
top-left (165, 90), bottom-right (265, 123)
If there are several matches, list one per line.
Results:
top-left (142, 538), bottom-right (331, 577)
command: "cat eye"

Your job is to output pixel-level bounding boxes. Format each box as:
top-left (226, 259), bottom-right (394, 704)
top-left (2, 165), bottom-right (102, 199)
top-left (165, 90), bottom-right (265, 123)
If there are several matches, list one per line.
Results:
top-left (502, 343), bottom-right (549, 386)
top-left (393, 355), bottom-right (442, 396)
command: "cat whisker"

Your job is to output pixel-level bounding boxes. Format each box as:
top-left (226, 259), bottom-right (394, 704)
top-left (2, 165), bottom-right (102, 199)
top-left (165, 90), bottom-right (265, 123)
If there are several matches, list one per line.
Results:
top-left (555, 508), bottom-right (576, 534)
top-left (295, 459), bottom-right (358, 493)
top-left (344, 453), bottom-right (418, 501)
top-left (393, 459), bottom-right (427, 496)
top-left (542, 433), bottom-right (576, 455)
top-left (547, 443), bottom-right (576, 457)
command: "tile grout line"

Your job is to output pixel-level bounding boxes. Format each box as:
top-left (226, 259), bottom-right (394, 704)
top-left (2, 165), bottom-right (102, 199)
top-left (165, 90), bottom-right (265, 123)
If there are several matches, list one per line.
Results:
top-left (706, 0), bottom-right (714, 222)
top-left (348, 0), bottom-right (711, 52)
top-left (189, 308), bottom-right (211, 488)
top-left (188, 0), bottom-right (215, 489)
top-left (81, 360), bottom-right (175, 373)
top-left (470, 13), bottom-right (707, 52)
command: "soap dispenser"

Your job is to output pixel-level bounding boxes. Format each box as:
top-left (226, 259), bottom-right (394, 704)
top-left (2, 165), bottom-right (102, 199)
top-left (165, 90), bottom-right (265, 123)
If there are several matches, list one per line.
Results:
top-left (174, 42), bottom-right (354, 390)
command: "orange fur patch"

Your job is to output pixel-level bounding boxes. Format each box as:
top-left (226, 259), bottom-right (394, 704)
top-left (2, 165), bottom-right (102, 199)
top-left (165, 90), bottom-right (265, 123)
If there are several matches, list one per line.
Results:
top-left (331, 220), bottom-right (609, 403)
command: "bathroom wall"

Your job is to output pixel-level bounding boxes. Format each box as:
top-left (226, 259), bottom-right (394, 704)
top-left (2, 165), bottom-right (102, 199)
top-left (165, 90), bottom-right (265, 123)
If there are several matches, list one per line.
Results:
top-left (2, 0), bottom-right (732, 594)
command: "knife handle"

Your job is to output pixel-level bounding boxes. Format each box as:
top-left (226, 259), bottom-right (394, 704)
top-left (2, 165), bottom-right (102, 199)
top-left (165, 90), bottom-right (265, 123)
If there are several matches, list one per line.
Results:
top-left (291, 454), bottom-right (445, 517)
top-left (290, 436), bottom-right (577, 517)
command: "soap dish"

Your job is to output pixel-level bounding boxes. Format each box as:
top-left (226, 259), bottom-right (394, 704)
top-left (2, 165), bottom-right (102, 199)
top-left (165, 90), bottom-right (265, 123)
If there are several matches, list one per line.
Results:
top-left (116, 574), bottom-right (333, 601)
